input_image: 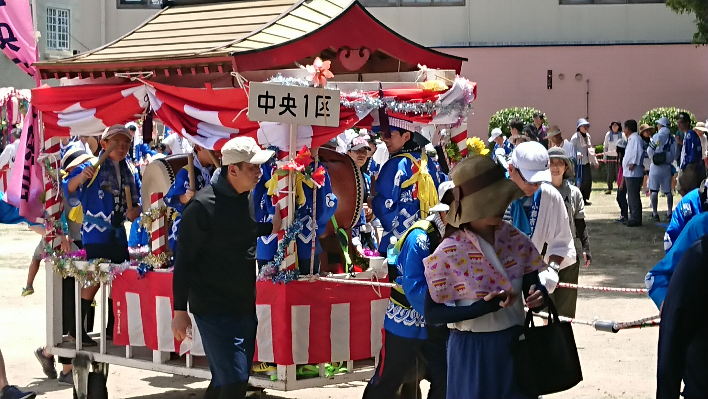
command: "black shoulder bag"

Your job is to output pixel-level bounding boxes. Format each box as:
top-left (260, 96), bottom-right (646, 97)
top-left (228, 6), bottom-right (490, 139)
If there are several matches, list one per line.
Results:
top-left (514, 299), bottom-right (583, 396)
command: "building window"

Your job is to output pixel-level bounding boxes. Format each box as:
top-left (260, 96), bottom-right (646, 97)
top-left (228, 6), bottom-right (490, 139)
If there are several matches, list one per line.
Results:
top-left (46, 8), bottom-right (70, 51)
top-left (360, 0), bottom-right (464, 7)
top-left (560, 0), bottom-right (666, 4)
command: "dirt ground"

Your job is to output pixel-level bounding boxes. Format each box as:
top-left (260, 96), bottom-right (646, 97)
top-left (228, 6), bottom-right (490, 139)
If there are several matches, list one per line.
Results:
top-left (0, 183), bottom-right (671, 399)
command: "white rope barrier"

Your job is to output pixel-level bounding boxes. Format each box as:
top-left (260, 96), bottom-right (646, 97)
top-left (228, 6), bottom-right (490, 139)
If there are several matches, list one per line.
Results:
top-left (531, 310), bottom-right (660, 333)
top-left (557, 283), bottom-right (648, 294)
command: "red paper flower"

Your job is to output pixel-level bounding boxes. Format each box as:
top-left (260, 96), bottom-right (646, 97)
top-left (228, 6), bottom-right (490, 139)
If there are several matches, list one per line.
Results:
top-left (295, 146), bottom-right (312, 168)
top-left (306, 57), bottom-right (334, 87)
top-left (311, 166), bottom-right (326, 187)
top-left (281, 161), bottom-right (305, 172)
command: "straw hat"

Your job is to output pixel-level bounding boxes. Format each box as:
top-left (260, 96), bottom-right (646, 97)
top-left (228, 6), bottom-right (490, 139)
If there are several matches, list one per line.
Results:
top-left (639, 124), bottom-right (655, 135)
top-left (548, 147), bottom-right (575, 179)
top-left (61, 147), bottom-right (95, 171)
top-left (447, 156), bottom-right (524, 227)
top-left (694, 122), bottom-right (708, 133)
top-left (546, 125), bottom-right (562, 138)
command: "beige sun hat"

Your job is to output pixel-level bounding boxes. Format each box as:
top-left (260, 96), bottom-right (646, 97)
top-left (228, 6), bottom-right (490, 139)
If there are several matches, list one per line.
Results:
top-left (447, 156), bottom-right (524, 227)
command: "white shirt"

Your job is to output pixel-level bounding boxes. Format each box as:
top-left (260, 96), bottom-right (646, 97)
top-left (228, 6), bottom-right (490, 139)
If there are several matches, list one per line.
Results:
top-left (0, 141), bottom-right (19, 171)
top-left (622, 132), bottom-right (645, 178)
top-left (561, 139), bottom-right (576, 160)
top-left (163, 133), bottom-right (192, 155)
top-left (603, 131), bottom-right (621, 158)
top-left (533, 184), bottom-right (577, 269)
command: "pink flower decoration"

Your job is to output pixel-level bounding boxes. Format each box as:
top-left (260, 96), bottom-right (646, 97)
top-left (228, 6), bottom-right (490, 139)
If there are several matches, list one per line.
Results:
top-left (306, 57), bottom-right (334, 87)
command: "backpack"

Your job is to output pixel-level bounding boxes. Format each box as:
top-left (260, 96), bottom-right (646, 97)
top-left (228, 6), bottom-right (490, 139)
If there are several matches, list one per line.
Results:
top-left (652, 136), bottom-right (674, 166)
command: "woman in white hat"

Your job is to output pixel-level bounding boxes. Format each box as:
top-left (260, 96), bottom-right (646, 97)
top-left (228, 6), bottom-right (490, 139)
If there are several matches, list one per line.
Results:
top-left (570, 119), bottom-right (597, 204)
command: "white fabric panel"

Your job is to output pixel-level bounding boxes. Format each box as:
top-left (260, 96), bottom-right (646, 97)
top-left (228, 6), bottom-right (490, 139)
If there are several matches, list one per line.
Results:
top-left (125, 292), bottom-right (146, 347)
top-left (291, 305), bottom-right (311, 364)
top-left (370, 298), bottom-right (388, 357)
top-left (155, 296), bottom-right (175, 352)
top-left (256, 304), bottom-right (274, 362)
top-left (330, 303), bottom-right (351, 362)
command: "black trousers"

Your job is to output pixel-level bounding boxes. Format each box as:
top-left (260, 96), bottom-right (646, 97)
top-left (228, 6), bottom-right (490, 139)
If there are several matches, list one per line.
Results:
top-left (579, 163), bottom-right (593, 201)
top-left (625, 177), bottom-right (643, 224)
top-left (363, 326), bottom-right (448, 399)
top-left (616, 181), bottom-right (628, 219)
top-left (605, 156), bottom-right (618, 190)
top-left (657, 237), bottom-right (708, 399)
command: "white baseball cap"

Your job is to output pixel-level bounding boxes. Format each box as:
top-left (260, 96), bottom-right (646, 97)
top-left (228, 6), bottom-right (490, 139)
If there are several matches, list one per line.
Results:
top-left (221, 137), bottom-right (275, 166)
top-left (511, 141), bottom-right (551, 183)
top-left (488, 128), bottom-right (503, 143)
top-left (656, 117), bottom-right (670, 127)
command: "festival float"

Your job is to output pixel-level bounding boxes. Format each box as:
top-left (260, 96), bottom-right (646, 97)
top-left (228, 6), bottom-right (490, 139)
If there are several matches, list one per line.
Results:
top-left (30, 0), bottom-right (476, 396)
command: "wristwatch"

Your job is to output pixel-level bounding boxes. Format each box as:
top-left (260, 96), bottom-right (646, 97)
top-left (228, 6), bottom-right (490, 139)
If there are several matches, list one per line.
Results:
top-left (548, 261), bottom-right (560, 272)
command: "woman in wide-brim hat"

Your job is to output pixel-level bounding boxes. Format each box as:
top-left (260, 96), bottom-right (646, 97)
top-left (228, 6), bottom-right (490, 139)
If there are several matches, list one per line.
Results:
top-left (422, 155), bottom-right (549, 399)
top-left (547, 147), bottom-right (591, 318)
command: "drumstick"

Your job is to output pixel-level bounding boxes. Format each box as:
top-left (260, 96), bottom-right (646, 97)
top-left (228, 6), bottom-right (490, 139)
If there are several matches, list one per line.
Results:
top-left (124, 186), bottom-right (133, 213)
top-left (187, 153), bottom-right (196, 191)
top-left (93, 141), bottom-right (118, 168)
top-left (207, 150), bottom-right (221, 168)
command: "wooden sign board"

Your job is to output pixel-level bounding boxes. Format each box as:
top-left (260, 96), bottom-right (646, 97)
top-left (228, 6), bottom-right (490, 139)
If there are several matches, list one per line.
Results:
top-left (248, 83), bottom-right (340, 127)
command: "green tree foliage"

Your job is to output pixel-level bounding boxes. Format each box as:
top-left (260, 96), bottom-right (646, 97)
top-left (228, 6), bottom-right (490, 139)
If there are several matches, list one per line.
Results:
top-left (488, 107), bottom-right (543, 139)
top-left (667, 0), bottom-right (708, 44)
top-left (640, 107), bottom-right (697, 136)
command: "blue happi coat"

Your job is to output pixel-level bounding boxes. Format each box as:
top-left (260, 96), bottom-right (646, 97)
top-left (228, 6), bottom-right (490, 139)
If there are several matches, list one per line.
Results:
top-left (254, 161), bottom-right (338, 261)
top-left (664, 187), bottom-right (706, 252)
top-left (372, 151), bottom-right (441, 254)
top-left (165, 157), bottom-right (213, 254)
top-left (63, 160), bottom-right (141, 248)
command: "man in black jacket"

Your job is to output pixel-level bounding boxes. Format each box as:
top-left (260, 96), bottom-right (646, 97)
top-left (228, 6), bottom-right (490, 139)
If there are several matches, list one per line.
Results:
top-left (171, 137), bottom-right (279, 399)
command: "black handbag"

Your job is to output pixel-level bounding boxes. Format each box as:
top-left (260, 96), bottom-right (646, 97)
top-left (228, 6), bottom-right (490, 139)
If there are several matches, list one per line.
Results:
top-left (514, 299), bottom-right (583, 396)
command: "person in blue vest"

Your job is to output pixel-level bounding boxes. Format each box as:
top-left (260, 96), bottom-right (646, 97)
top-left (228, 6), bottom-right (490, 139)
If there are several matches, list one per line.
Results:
top-left (363, 183), bottom-right (454, 399)
top-left (677, 112), bottom-right (706, 195)
top-left (489, 127), bottom-right (514, 164)
top-left (663, 179), bottom-right (707, 252)
top-left (655, 233), bottom-right (708, 399)
top-left (254, 147), bottom-right (337, 275)
top-left (165, 145), bottom-right (217, 256)
top-left (372, 117), bottom-right (441, 256)
top-left (64, 124), bottom-right (142, 344)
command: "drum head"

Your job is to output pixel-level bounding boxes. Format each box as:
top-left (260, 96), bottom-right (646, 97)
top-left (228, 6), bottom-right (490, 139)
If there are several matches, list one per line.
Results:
top-left (318, 148), bottom-right (365, 236)
top-left (140, 154), bottom-right (189, 211)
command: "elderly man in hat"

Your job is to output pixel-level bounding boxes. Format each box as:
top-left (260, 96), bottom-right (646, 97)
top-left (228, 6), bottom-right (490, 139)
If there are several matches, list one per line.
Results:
top-left (372, 117), bottom-right (441, 257)
top-left (676, 112), bottom-right (706, 195)
top-left (364, 181), bottom-right (454, 399)
top-left (571, 118), bottom-right (597, 204)
top-left (172, 137), bottom-right (281, 399)
top-left (547, 125), bottom-right (577, 161)
top-left (647, 120), bottom-right (679, 222)
top-left (504, 142), bottom-right (576, 292)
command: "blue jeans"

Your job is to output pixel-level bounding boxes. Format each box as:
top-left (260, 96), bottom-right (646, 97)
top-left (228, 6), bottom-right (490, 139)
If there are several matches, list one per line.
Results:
top-left (194, 313), bottom-right (257, 388)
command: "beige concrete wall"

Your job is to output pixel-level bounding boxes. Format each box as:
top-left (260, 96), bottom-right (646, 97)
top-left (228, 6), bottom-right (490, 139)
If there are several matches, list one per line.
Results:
top-left (437, 44), bottom-right (708, 144)
top-left (369, 0), bottom-right (696, 47)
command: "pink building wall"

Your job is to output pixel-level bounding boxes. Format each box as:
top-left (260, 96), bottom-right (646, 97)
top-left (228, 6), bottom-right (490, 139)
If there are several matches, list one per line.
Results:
top-left (438, 45), bottom-right (708, 144)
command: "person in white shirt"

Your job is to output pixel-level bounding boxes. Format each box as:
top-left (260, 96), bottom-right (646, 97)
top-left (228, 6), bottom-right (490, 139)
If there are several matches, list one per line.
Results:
top-left (162, 130), bottom-right (193, 156)
top-left (603, 121), bottom-right (623, 194)
top-left (504, 141), bottom-right (576, 292)
top-left (647, 125), bottom-right (679, 221)
top-left (570, 119), bottom-right (598, 204)
top-left (622, 120), bottom-right (646, 227)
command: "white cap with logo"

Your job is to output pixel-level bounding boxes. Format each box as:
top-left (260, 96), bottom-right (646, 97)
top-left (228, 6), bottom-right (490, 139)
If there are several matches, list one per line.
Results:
top-left (221, 137), bottom-right (275, 166)
top-left (488, 128), bottom-right (503, 143)
top-left (511, 141), bottom-right (552, 183)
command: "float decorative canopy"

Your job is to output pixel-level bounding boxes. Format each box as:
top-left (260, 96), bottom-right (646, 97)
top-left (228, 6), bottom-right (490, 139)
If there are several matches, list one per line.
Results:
top-left (35, 0), bottom-right (465, 80)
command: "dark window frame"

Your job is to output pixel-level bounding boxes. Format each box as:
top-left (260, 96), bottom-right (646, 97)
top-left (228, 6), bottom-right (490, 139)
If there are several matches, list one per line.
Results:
top-left (361, 0), bottom-right (465, 7)
top-left (116, 0), bottom-right (163, 9)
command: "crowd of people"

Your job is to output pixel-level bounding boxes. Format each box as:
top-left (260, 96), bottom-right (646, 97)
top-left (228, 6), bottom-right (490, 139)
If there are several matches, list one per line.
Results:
top-left (0, 107), bottom-right (706, 399)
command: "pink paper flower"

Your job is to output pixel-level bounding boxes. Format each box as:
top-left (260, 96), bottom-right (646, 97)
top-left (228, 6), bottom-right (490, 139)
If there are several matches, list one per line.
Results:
top-left (306, 57), bottom-right (334, 87)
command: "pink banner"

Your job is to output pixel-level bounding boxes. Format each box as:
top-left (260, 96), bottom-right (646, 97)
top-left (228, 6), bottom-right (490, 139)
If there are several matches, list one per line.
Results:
top-left (0, 0), bottom-right (38, 77)
top-left (5, 106), bottom-right (43, 223)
